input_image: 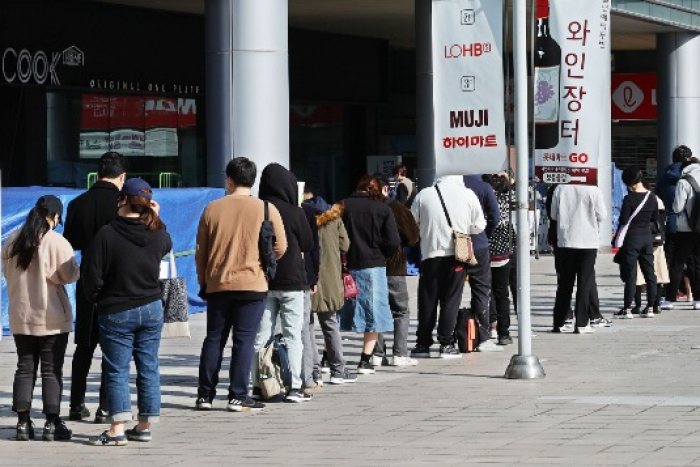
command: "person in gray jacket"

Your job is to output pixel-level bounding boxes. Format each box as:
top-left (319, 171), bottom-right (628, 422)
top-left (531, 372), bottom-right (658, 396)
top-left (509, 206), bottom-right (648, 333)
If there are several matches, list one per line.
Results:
top-left (667, 159), bottom-right (700, 309)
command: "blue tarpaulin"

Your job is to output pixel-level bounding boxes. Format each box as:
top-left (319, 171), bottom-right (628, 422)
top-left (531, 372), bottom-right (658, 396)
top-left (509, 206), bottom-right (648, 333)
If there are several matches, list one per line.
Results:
top-left (2, 187), bottom-right (223, 335)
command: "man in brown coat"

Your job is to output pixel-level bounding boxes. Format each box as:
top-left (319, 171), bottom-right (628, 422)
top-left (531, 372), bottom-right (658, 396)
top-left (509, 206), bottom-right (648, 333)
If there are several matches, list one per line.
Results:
top-left (373, 176), bottom-right (420, 366)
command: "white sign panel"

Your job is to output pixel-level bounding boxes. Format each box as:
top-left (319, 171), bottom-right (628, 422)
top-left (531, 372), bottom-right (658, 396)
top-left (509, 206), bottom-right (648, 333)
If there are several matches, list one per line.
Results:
top-left (534, 0), bottom-right (611, 185)
top-left (432, 0), bottom-right (507, 177)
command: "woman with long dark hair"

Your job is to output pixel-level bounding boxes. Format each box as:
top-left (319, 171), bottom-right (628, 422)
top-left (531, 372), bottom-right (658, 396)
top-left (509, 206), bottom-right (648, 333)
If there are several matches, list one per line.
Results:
top-left (81, 178), bottom-right (172, 446)
top-left (614, 167), bottom-right (659, 319)
top-left (2, 195), bottom-right (79, 441)
top-left (340, 175), bottom-right (400, 374)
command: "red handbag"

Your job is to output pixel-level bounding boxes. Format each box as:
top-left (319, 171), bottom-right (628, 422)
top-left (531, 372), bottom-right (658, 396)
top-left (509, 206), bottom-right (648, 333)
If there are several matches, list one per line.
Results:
top-left (341, 254), bottom-right (358, 299)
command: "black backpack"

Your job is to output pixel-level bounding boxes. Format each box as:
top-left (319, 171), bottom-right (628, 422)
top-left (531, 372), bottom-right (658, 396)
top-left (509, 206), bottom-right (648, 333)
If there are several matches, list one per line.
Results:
top-left (259, 201), bottom-right (277, 281)
top-left (682, 175), bottom-right (700, 234)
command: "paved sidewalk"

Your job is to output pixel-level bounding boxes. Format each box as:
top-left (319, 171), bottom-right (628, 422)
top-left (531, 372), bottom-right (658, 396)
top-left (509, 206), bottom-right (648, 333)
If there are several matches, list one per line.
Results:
top-left (3, 254), bottom-right (700, 466)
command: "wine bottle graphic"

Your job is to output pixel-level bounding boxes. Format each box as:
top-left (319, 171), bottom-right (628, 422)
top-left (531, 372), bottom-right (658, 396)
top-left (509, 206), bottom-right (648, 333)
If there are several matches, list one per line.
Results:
top-left (534, 0), bottom-right (561, 150)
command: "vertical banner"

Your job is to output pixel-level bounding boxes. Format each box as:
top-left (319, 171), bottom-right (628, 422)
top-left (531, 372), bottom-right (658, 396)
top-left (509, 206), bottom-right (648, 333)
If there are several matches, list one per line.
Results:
top-left (534, 0), bottom-right (611, 185)
top-left (433, 0), bottom-right (507, 177)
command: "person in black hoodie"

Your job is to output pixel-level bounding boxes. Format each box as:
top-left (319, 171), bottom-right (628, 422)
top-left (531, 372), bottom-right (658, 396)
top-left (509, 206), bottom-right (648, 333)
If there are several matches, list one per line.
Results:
top-left (81, 178), bottom-right (171, 446)
top-left (63, 151), bottom-right (127, 423)
top-left (253, 164), bottom-right (314, 403)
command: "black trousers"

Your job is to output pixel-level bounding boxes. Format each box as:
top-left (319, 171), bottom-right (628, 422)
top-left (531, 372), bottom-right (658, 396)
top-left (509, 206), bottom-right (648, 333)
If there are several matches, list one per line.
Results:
top-left (13, 333), bottom-right (69, 415)
top-left (466, 249), bottom-right (492, 343)
top-left (618, 235), bottom-right (657, 309)
top-left (489, 262), bottom-right (511, 337)
top-left (416, 256), bottom-right (467, 347)
top-left (198, 295), bottom-right (266, 401)
top-left (70, 312), bottom-right (107, 409)
top-left (553, 246), bottom-right (602, 321)
top-left (667, 232), bottom-right (700, 302)
top-left (553, 248), bottom-right (597, 328)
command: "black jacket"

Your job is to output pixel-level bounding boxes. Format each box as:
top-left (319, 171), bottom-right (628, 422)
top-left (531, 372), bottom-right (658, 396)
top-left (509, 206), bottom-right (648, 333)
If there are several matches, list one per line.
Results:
top-left (82, 217), bottom-right (172, 315)
top-left (342, 192), bottom-right (401, 270)
top-left (63, 181), bottom-right (120, 252)
top-left (63, 180), bottom-right (120, 346)
top-left (302, 203), bottom-right (321, 288)
top-left (463, 175), bottom-right (500, 253)
top-left (259, 164), bottom-right (314, 291)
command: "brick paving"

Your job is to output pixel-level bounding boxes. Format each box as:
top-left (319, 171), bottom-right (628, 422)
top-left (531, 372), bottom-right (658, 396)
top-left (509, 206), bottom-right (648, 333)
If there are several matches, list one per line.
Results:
top-left (2, 254), bottom-right (700, 466)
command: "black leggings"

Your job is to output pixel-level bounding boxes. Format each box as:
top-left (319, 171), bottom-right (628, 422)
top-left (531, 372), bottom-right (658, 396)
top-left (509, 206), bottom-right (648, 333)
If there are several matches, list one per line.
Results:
top-left (13, 333), bottom-right (69, 415)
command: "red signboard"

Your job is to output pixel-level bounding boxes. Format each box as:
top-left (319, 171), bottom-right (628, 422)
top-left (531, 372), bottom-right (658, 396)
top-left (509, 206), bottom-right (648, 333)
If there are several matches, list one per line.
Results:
top-left (611, 73), bottom-right (657, 121)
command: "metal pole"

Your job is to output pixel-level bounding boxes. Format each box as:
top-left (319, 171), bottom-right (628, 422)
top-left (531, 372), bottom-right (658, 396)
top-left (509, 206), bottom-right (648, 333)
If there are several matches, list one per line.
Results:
top-left (505, 0), bottom-right (545, 380)
top-left (415, 0), bottom-right (435, 190)
top-left (205, 0), bottom-right (290, 190)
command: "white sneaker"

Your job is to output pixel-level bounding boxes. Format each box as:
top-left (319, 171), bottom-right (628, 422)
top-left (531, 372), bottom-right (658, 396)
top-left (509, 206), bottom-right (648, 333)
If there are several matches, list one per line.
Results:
top-left (693, 302), bottom-right (700, 311)
top-left (576, 325), bottom-right (595, 334)
top-left (490, 329), bottom-right (498, 340)
top-left (476, 340), bottom-right (504, 352)
top-left (370, 355), bottom-right (384, 367)
top-left (660, 300), bottom-right (674, 310)
top-left (390, 356), bottom-right (419, 366)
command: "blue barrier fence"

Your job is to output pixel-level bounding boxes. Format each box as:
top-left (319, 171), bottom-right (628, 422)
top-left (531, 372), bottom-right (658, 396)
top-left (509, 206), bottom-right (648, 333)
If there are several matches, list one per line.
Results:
top-left (2, 187), bottom-right (223, 335)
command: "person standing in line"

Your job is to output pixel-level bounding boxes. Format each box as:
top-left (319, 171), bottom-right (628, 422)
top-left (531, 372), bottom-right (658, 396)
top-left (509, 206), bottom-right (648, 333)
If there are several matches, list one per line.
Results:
top-left (309, 202), bottom-right (357, 385)
top-left (550, 183), bottom-right (607, 333)
top-left (81, 179), bottom-right (171, 446)
top-left (3, 196), bottom-right (79, 441)
top-left (253, 163), bottom-right (314, 402)
top-left (63, 152), bottom-right (127, 423)
top-left (195, 158), bottom-right (287, 412)
top-left (371, 175), bottom-right (420, 367)
top-left (393, 164), bottom-right (416, 206)
top-left (410, 176), bottom-right (486, 358)
top-left (667, 158), bottom-right (700, 309)
top-left (546, 185), bottom-right (611, 329)
top-left (655, 145), bottom-right (693, 307)
top-left (613, 167), bottom-right (659, 319)
top-left (462, 175), bottom-right (504, 352)
top-left (632, 195), bottom-right (669, 314)
top-left (340, 175), bottom-right (401, 374)
top-left (300, 200), bottom-right (321, 391)
top-left (485, 174), bottom-right (515, 346)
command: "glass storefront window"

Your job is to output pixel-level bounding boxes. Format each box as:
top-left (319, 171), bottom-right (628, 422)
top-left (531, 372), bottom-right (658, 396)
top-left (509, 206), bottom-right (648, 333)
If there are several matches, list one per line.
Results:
top-left (47, 91), bottom-right (204, 188)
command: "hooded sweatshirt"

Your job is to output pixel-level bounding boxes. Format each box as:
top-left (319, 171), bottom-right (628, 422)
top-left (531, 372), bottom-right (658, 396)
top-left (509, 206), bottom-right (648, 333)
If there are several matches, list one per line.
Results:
top-left (81, 216), bottom-right (172, 315)
top-left (673, 163), bottom-right (700, 233)
top-left (259, 164), bottom-right (314, 291)
top-left (655, 162), bottom-right (683, 234)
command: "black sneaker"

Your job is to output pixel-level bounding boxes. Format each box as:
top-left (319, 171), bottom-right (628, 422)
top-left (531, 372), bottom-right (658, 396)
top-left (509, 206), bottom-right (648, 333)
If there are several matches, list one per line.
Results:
top-left (439, 344), bottom-right (462, 359)
top-left (329, 367), bottom-right (358, 385)
top-left (94, 407), bottom-right (109, 424)
top-left (227, 397), bottom-right (265, 412)
top-left (16, 421), bottom-right (35, 441)
top-left (125, 426), bottom-right (152, 442)
top-left (410, 345), bottom-right (431, 358)
top-left (195, 397), bottom-right (213, 410)
top-left (42, 419), bottom-right (72, 441)
top-left (87, 430), bottom-right (128, 446)
top-left (357, 360), bottom-right (376, 374)
top-left (498, 335), bottom-right (513, 345)
top-left (69, 404), bottom-right (90, 421)
top-left (285, 389), bottom-right (313, 403)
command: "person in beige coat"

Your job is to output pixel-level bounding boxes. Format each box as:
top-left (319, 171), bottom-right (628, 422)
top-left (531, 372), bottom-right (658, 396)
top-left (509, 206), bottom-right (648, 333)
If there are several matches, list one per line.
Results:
top-left (309, 203), bottom-right (356, 385)
top-left (2, 195), bottom-right (79, 442)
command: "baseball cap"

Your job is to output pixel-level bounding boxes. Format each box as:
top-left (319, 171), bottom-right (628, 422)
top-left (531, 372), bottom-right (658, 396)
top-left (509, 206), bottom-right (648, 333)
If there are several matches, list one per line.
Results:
top-left (38, 195), bottom-right (64, 225)
top-left (121, 177), bottom-right (153, 200)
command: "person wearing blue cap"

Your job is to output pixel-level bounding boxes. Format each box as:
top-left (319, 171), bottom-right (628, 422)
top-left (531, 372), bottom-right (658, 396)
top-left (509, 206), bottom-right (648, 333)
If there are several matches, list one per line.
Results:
top-left (3, 195), bottom-right (80, 441)
top-left (81, 178), bottom-right (172, 446)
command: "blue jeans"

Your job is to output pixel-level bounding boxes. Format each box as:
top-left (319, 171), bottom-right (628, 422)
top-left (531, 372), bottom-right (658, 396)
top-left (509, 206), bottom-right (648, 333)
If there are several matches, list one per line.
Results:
top-left (253, 291), bottom-right (305, 390)
top-left (98, 300), bottom-right (163, 424)
top-left (198, 294), bottom-right (266, 401)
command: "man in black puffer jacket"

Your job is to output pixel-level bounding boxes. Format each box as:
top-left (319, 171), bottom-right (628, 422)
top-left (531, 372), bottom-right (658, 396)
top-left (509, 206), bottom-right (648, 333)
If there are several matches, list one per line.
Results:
top-left (252, 164), bottom-right (314, 403)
